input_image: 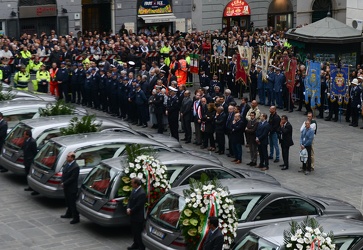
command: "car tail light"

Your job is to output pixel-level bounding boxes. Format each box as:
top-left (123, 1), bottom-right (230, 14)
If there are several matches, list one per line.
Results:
top-left (47, 172), bottom-right (62, 185)
top-left (101, 199), bottom-right (119, 212)
top-left (171, 240), bottom-right (186, 247)
top-left (16, 157), bottom-right (24, 163)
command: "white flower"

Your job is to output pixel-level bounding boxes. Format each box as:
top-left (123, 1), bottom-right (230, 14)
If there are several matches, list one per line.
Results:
top-left (314, 228), bottom-right (321, 235)
top-left (296, 229), bottom-right (302, 235)
top-left (291, 235), bottom-right (297, 241)
top-left (297, 238), bottom-right (304, 244)
top-left (200, 207), bottom-right (207, 213)
top-left (124, 168), bottom-right (129, 174)
top-left (137, 173), bottom-right (143, 179)
top-left (192, 203), bottom-right (198, 208)
top-left (129, 163), bottom-right (134, 168)
top-left (136, 164), bottom-right (141, 169)
top-left (305, 226), bottom-right (313, 233)
top-left (130, 173), bottom-right (136, 178)
top-left (286, 243), bottom-right (292, 248)
top-left (196, 194), bottom-right (203, 200)
top-left (190, 193), bottom-right (196, 197)
top-left (296, 243), bottom-right (303, 250)
top-left (185, 198), bottom-right (190, 203)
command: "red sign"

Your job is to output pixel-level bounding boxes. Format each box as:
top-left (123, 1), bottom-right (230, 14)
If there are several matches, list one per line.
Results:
top-left (223, 0), bottom-right (251, 17)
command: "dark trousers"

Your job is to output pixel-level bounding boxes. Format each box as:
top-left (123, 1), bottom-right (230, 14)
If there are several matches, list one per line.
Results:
top-left (72, 84), bottom-right (82, 104)
top-left (233, 143), bottom-right (242, 161)
top-left (216, 132), bottom-right (225, 152)
top-left (58, 83), bottom-right (65, 100)
top-left (24, 161), bottom-right (32, 176)
top-left (92, 89), bottom-right (100, 108)
top-left (182, 116), bottom-right (192, 141)
top-left (281, 145), bottom-right (290, 168)
top-left (203, 132), bottom-right (215, 148)
top-left (258, 87), bottom-right (265, 105)
top-left (258, 143), bottom-right (268, 168)
top-left (327, 100), bottom-right (339, 120)
top-left (302, 145), bottom-right (312, 172)
top-left (194, 121), bottom-right (202, 144)
top-left (351, 106), bottom-right (360, 125)
top-left (131, 220), bottom-right (145, 250)
top-left (137, 105), bottom-right (148, 125)
top-left (38, 83), bottom-right (48, 93)
top-left (266, 89), bottom-right (272, 105)
top-left (227, 134), bottom-right (234, 156)
top-left (64, 189), bottom-right (79, 220)
top-left (249, 141), bottom-right (258, 163)
top-left (156, 111), bottom-right (164, 134)
top-left (250, 85), bottom-right (257, 102)
top-left (168, 113), bottom-right (179, 141)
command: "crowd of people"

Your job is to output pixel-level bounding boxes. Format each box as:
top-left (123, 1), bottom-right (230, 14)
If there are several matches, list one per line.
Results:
top-left (0, 25), bottom-right (360, 175)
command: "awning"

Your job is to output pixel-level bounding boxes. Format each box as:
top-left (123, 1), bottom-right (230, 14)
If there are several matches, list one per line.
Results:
top-left (139, 14), bottom-right (177, 23)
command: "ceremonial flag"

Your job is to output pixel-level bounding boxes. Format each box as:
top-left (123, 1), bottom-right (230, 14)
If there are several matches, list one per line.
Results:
top-left (283, 56), bottom-right (297, 94)
top-left (329, 65), bottom-right (349, 104)
top-left (304, 61), bottom-right (321, 108)
top-left (190, 53), bottom-right (199, 74)
top-left (258, 45), bottom-right (271, 82)
top-left (235, 54), bottom-right (247, 85)
top-left (237, 45), bottom-right (253, 74)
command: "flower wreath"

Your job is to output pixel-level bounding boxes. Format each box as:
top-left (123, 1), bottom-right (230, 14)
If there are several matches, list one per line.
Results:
top-left (118, 155), bottom-right (171, 209)
top-left (284, 217), bottom-right (335, 250)
top-left (179, 178), bottom-right (238, 250)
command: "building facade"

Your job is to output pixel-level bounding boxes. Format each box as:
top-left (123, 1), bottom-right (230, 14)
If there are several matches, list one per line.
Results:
top-left (1, 0), bottom-right (362, 37)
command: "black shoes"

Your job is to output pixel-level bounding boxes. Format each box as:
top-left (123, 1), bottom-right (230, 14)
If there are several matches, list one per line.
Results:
top-left (281, 166), bottom-right (289, 170)
top-left (70, 219), bottom-right (80, 224)
top-left (250, 162), bottom-right (257, 166)
top-left (31, 191), bottom-right (39, 196)
top-left (0, 169), bottom-right (8, 173)
top-left (60, 214), bottom-right (72, 219)
top-left (24, 187), bottom-right (33, 191)
top-left (273, 159), bottom-right (280, 163)
top-left (268, 156), bottom-right (273, 159)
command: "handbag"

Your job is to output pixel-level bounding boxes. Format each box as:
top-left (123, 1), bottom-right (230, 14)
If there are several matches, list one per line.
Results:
top-left (299, 148), bottom-right (308, 163)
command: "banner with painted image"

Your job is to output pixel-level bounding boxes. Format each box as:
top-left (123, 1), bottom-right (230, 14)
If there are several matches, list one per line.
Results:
top-left (304, 61), bottom-right (321, 108)
top-left (283, 55), bottom-right (297, 94)
top-left (210, 36), bottom-right (228, 57)
top-left (258, 45), bottom-right (271, 82)
top-left (329, 65), bottom-right (349, 104)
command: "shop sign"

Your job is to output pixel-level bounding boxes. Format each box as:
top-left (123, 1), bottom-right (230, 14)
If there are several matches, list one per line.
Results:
top-left (138, 0), bottom-right (172, 15)
top-left (223, 0), bottom-right (251, 17)
top-left (19, 4), bottom-right (57, 18)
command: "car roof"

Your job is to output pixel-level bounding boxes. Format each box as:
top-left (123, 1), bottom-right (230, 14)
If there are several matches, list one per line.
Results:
top-left (20, 115), bottom-right (129, 130)
top-left (50, 132), bottom-right (166, 148)
top-left (100, 151), bottom-right (220, 171)
top-left (170, 178), bottom-right (293, 197)
top-left (0, 100), bottom-right (50, 109)
top-left (249, 217), bottom-right (363, 246)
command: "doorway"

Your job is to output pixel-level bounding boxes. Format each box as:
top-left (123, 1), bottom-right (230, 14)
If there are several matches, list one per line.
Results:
top-left (82, 3), bottom-right (111, 33)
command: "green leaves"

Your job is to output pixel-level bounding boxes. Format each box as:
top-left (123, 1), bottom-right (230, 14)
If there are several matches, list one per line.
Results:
top-left (124, 144), bottom-right (155, 163)
top-left (60, 115), bottom-right (102, 135)
top-left (39, 100), bottom-right (76, 117)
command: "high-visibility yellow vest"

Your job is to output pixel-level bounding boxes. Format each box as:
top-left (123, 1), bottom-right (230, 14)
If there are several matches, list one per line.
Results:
top-left (36, 70), bottom-right (50, 82)
top-left (14, 71), bottom-right (30, 89)
top-left (30, 61), bottom-right (43, 72)
top-left (20, 50), bottom-right (32, 59)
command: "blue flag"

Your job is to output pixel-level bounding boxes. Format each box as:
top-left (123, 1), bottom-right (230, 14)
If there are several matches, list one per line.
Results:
top-left (329, 65), bottom-right (349, 104)
top-left (304, 61), bottom-right (321, 108)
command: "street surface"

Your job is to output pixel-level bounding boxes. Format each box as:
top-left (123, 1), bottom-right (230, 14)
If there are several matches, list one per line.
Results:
top-left (0, 100), bottom-right (362, 249)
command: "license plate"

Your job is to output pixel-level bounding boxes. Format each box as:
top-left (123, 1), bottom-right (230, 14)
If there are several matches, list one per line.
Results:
top-left (3, 149), bottom-right (12, 158)
top-left (33, 169), bottom-right (43, 179)
top-left (151, 227), bottom-right (165, 239)
top-left (83, 195), bottom-right (95, 205)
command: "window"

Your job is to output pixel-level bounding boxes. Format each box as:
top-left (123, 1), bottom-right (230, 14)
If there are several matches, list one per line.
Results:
top-left (206, 169), bottom-right (235, 180)
top-left (165, 164), bottom-right (189, 185)
top-left (255, 198), bottom-right (318, 221)
top-left (234, 233), bottom-right (279, 250)
top-left (74, 144), bottom-right (126, 169)
top-left (5, 123), bottom-right (30, 150)
top-left (34, 141), bottom-right (63, 170)
top-left (232, 194), bottom-right (265, 221)
top-left (150, 193), bottom-right (185, 229)
top-left (83, 163), bottom-right (119, 196)
top-left (36, 129), bottom-right (62, 148)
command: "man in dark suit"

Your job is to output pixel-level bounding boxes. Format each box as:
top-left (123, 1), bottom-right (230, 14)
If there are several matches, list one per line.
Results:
top-left (23, 130), bottom-right (38, 193)
top-left (256, 113), bottom-right (271, 171)
top-left (60, 151), bottom-right (80, 224)
top-left (127, 178), bottom-right (146, 250)
top-left (230, 113), bottom-right (245, 164)
top-left (279, 115), bottom-right (294, 170)
top-left (214, 106), bottom-right (227, 154)
top-left (180, 90), bottom-right (193, 143)
top-left (0, 112), bottom-right (8, 172)
top-left (225, 105), bottom-right (235, 158)
top-left (203, 216), bottom-right (224, 250)
top-left (349, 78), bottom-right (362, 127)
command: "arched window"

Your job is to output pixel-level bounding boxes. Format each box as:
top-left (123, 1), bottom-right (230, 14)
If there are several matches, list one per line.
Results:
top-left (312, 0), bottom-right (332, 23)
top-left (268, 0), bottom-right (293, 31)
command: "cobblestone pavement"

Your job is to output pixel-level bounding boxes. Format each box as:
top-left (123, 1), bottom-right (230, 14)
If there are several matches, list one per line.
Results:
top-left (0, 99), bottom-right (362, 249)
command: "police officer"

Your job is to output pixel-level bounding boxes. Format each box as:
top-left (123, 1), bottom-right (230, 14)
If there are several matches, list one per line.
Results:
top-left (249, 64), bottom-right (258, 101)
top-left (14, 65), bottom-right (30, 90)
top-left (257, 65), bottom-right (265, 105)
top-left (70, 63), bottom-right (80, 104)
top-left (118, 77), bottom-right (129, 119)
top-left (99, 69), bottom-right (107, 112)
top-left (227, 56), bottom-right (236, 97)
top-left (199, 69), bottom-right (210, 89)
top-left (135, 84), bottom-right (148, 127)
top-left (36, 64), bottom-right (50, 93)
top-left (153, 86), bottom-right (165, 134)
top-left (273, 67), bottom-right (285, 109)
top-left (29, 56), bottom-right (43, 74)
top-left (90, 67), bottom-right (100, 109)
top-left (166, 86), bottom-right (180, 140)
top-left (109, 73), bottom-right (119, 116)
top-left (0, 58), bottom-right (12, 86)
top-left (209, 74), bottom-right (223, 95)
top-left (266, 65), bottom-right (275, 106)
top-left (83, 70), bottom-right (92, 107)
top-left (128, 79), bottom-right (138, 124)
top-left (56, 61), bottom-right (70, 101)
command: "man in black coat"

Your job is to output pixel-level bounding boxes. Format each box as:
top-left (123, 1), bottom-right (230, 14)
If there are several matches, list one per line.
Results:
top-left (180, 90), bottom-right (193, 143)
top-left (203, 216), bottom-right (224, 250)
top-left (61, 151), bottom-right (80, 224)
top-left (279, 115), bottom-right (294, 170)
top-left (127, 178), bottom-right (146, 250)
top-left (0, 112), bottom-right (8, 172)
top-left (166, 86), bottom-right (180, 141)
top-left (256, 113), bottom-right (271, 171)
top-left (214, 107), bottom-right (227, 154)
top-left (23, 130), bottom-right (38, 193)
top-left (230, 113), bottom-right (245, 164)
top-left (56, 61), bottom-right (70, 101)
top-left (349, 78), bottom-right (362, 127)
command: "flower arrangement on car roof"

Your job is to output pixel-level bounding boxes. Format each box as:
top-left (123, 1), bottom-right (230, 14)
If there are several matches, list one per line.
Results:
top-left (179, 175), bottom-right (238, 250)
top-left (118, 144), bottom-right (170, 210)
top-left (284, 217), bottom-right (336, 250)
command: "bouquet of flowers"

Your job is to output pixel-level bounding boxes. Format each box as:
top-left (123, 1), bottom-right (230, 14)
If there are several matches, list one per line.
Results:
top-left (284, 217), bottom-right (335, 250)
top-left (179, 176), bottom-right (238, 250)
top-left (118, 146), bottom-right (170, 209)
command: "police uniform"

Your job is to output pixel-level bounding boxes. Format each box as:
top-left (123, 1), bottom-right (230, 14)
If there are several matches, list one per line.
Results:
top-left (83, 72), bottom-right (92, 107)
top-left (135, 86), bottom-right (148, 127)
top-left (118, 78), bottom-right (129, 118)
top-left (90, 69), bottom-right (100, 109)
top-left (166, 87), bottom-right (180, 140)
top-left (56, 63), bottom-right (70, 101)
top-left (0, 62), bottom-right (11, 85)
top-left (350, 80), bottom-right (362, 127)
top-left (266, 68), bottom-right (275, 106)
top-left (99, 71), bottom-right (107, 111)
top-left (153, 88), bottom-right (165, 134)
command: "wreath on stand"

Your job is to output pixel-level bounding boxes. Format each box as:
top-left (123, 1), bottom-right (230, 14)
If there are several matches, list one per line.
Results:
top-left (284, 217), bottom-right (335, 250)
top-left (179, 176), bottom-right (238, 250)
top-left (118, 145), bottom-right (171, 211)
